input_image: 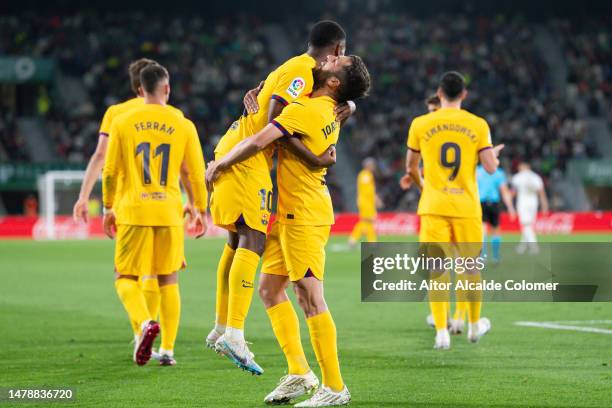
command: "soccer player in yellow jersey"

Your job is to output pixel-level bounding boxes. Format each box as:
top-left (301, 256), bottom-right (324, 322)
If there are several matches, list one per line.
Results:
top-left (207, 54), bottom-right (370, 407)
top-left (205, 21), bottom-right (354, 374)
top-left (348, 157), bottom-right (382, 246)
top-left (404, 72), bottom-right (503, 350)
top-left (102, 64), bottom-right (208, 366)
top-left (72, 58), bottom-right (195, 358)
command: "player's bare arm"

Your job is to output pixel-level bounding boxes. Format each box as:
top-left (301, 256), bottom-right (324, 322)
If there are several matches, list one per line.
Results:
top-left (179, 162), bottom-right (196, 222)
top-left (499, 183), bottom-right (517, 220)
top-left (334, 100), bottom-right (356, 124)
top-left (73, 135), bottom-right (109, 223)
top-left (206, 123), bottom-right (284, 187)
top-left (406, 149), bottom-right (423, 191)
top-left (479, 144), bottom-right (504, 174)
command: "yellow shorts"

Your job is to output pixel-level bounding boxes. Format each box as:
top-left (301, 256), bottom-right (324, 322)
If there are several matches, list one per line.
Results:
top-left (261, 222), bottom-right (331, 281)
top-left (419, 215), bottom-right (482, 257)
top-left (209, 163), bottom-right (272, 235)
top-left (114, 225), bottom-right (185, 276)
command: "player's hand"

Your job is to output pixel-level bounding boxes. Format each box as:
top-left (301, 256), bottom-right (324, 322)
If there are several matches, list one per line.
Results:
top-left (244, 81), bottom-right (264, 114)
top-left (492, 144), bottom-right (505, 158)
top-left (183, 203), bottom-right (196, 224)
top-left (103, 210), bottom-right (116, 239)
top-left (205, 161), bottom-right (221, 192)
top-left (399, 174), bottom-right (412, 190)
top-left (317, 145), bottom-right (336, 167)
top-left (334, 102), bottom-right (353, 123)
top-left (73, 198), bottom-right (89, 223)
top-left (193, 211), bottom-right (208, 238)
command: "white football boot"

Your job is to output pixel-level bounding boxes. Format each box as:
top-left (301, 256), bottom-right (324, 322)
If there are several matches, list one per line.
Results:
top-left (468, 317), bottom-right (491, 343)
top-left (205, 328), bottom-right (224, 350)
top-left (449, 319), bottom-right (465, 335)
top-left (215, 333), bottom-right (264, 375)
top-left (294, 385), bottom-right (351, 407)
top-left (434, 329), bottom-right (451, 350)
top-left (264, 371), bottom-right (319, 405)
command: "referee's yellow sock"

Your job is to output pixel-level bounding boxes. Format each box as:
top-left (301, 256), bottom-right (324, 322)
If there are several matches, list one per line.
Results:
top-left (227, 248), bottom-right (260, 331)
top-left (307, 311), bottom-right (344, 392)
top-left (141, 277), bottom-right (161, 321)
top-left (267, 301), bottom-right (310, 375)
top-left (115, 278), bottom-right (150, 331)
top-left (215, 244), bottom-right (236, 328)
top-left (159, 283), bottom-right (181, 352)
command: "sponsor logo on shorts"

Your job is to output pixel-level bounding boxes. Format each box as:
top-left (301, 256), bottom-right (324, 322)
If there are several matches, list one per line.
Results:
top-left (261, 213), bottom-right (269, 225)
top-left (286, 77), bottom-right (305, 98)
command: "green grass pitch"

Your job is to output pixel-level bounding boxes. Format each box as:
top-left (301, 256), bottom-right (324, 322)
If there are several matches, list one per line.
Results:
top-left (1, 234), bottom-right (611, 407)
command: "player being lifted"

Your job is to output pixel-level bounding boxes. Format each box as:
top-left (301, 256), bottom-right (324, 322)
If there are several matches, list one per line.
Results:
top-left (72, 58), bottom-right (195, 360)
top-left (512, 161), bottom-right (548, 254)
top-left (205, 21), bottom-right (354, 374)
top-left (102, 64), bottom-right (207, 366)
top-left (207, 53), bottom-right (370, 407)
top-left (348, 157), bottom-right (382, 247)
top-left (404, 72), bottom-right (500, 350)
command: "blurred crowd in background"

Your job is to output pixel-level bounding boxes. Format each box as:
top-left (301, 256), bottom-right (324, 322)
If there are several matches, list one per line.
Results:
top-left (0, 9), bottom-right (610, 211)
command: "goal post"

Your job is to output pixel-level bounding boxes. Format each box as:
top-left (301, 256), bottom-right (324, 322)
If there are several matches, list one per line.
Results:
top-left (36, 170), bottom-right (95, 240)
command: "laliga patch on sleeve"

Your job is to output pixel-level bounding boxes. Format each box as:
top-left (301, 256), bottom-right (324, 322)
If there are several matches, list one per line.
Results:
top-left (286, 77), bottom-right (306, 98)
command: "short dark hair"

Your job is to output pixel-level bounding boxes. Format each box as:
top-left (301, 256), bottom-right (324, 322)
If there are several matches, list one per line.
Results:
top-left (128, 58), bottom-right (157, 94)
top-left (439, 71), bottom-right (466, 101)
top-left (309, 20), bottom-right (346, 48)
top-left (336, 55), bottom-right (371, 103)
top-left (426, 94), bottom-right (441, 107)
top-left (140, 64), bottom-right (169, 94)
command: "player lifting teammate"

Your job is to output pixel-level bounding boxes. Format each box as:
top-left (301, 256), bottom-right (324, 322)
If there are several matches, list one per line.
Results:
top-left (404, 72), bottom-right (501, 350)
top-left (102, 64), bottom-right (207, 366)
top-left (207, 54), bottom-right (370, 407)
top-left (205, 21), bottom-right (354, 375)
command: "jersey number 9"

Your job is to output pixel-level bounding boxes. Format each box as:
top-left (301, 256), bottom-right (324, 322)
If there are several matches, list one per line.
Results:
top-left (440, 142), bottom-right (461, 181)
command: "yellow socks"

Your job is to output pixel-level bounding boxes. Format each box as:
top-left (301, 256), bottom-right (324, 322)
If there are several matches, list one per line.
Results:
top-left (159, 283), bottom-right (181, 351)
top-left (267, 301), bottom-right (309, 375)
top-left (141, 277), bottom-right (161, 321)
top-left (453, 301), bottom-right (467, 322)
top-left (466, 272), bottom-right (482, 324)
top-left (428, 271), bottom-right (451, 330)
top-left (364, 221), bottom-right (376, 242)
top-left (306, 311), bottom-right (344, 392)
top-left (227, 248), bottom-right (260, 330)
top-left (215, 244), bottom-right (236, 327)
top-left (115, 278), bottom-right (150, 330)
top-left (349, 221), bottom-right (377, 243)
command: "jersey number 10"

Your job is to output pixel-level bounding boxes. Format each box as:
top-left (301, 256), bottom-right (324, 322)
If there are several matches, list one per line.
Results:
top-left (136, 142), bottom-right (171, 186)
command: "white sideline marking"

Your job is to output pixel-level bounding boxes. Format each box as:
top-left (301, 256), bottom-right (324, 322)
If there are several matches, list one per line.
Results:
top-left (515, 321), bottom-right (612, 334)
top-left (546, 320), bottom-right (612, 325)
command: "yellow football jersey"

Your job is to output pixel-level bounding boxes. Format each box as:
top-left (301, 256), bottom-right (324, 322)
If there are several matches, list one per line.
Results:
top-left (214, 53), bottom-right (317, 171)
top-left (272, 95), bottom-right (339, 226)
top-left (407, 107), bottom-right (492, 218)
top-left (99, 97), bottom-right (183, 136)
top-left (99, 97), bottom-right (184, 206)
top-left (103, 103), bottom-right (207, 226)
top-left (357, 169), bottom-right (376, 218)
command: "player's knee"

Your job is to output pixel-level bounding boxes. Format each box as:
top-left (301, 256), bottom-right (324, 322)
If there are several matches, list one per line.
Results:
top-left (237, 226), bottom-right (266, 255)
top-left (158, 272), bottom-right (178, 286)
top-left (227, 231), bottom-right (239, 250)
